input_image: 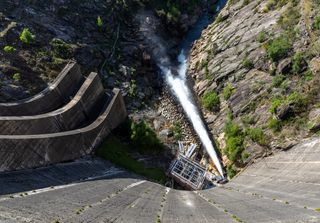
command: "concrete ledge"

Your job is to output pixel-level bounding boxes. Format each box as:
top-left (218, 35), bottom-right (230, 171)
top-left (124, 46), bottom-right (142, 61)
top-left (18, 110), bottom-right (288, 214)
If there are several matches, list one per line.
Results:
top-left (0, 89), bottom-right (127, 172)
top-left (0, 62), bottom-right (84, 116)
top-left (0, 72), bottom-right (105, 135)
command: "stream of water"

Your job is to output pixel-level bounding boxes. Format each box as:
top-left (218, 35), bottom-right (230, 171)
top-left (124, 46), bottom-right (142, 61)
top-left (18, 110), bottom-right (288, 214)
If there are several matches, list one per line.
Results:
top-left (162, 0), bottom-right (228, 177)
top-left (137, 0), bottom-right (228, 177)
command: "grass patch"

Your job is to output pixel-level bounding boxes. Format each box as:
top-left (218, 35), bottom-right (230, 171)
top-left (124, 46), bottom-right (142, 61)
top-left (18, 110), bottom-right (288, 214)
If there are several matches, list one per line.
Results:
top-left (96, 136), bottom-right (166, 183)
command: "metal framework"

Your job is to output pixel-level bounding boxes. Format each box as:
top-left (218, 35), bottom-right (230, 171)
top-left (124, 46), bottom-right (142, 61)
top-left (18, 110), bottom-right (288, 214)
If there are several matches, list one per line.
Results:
top-left (169, 155), bottom-right (206, 190)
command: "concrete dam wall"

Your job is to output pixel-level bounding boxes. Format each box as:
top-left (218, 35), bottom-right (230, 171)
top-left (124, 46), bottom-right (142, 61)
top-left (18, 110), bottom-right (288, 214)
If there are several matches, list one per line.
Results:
top-left (0, 62), bottom-right (84, 116)
top-left (0, 138), bottom-right (319, 222)
top-left (0, 63), bottom-right (127, 172)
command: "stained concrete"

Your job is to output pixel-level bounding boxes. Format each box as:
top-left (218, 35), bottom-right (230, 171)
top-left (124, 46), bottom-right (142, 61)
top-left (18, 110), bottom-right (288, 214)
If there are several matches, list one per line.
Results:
top-left (0, 88), bottom-right (127, 172)
top-left (0, 72), bottom-right (105, 135)
top-left (0, 138), bottom-right (319, 223)
top-left (0, 62), bottom-right (84, 116)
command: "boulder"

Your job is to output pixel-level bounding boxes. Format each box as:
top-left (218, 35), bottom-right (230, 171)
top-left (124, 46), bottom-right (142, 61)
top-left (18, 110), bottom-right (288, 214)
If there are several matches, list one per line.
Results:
top-left (277, 58), bottom-right (292, 75)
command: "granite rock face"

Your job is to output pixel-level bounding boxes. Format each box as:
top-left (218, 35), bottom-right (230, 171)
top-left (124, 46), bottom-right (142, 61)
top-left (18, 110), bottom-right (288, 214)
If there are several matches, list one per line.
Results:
top-left (188, 0), bottom-right (320, 168)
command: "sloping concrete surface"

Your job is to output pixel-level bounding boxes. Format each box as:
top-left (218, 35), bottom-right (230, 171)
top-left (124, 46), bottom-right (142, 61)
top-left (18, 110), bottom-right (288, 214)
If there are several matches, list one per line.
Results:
top-left (0, 62), bottom-right (84, 116)
top-left (0, 138), bottom-right (319, 223)
top-left (0, 72), bottom-right (105, 135)
top-left (0, 88), bottom-right (127, 172)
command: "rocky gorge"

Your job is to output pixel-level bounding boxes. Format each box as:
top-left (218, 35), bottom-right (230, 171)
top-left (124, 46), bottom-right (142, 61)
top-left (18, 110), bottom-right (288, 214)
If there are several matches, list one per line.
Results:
top-left (1, 0), bottom-right (320, 179)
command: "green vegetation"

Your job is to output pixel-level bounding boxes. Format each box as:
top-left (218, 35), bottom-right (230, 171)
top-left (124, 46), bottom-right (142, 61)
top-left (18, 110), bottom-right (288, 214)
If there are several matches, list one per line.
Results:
top-left (20, 28), bottom-right (35, 44)
top-left (226, 164), bottom-right (238, 179)
top-left (171, 122), bottom-right (183, 140)
top-left (3, 45), bottom-right (16, 53)
top-left (130, 120), bottom-right (163, 154)
top-left (292, 52), bottom-right (305, 75)
top-left (96, 136), bottom-right (166, 183)
top-left (201, 91), bottom-right (220, 111)
top-left (267, 35), bottom-right (292, 62)
top-left (50, 38), bottom-right (72, 59)
top-left (224, 115), bottom-right (245, 164)
top-left (129, 80), bottom-right (137, 97)
top-left (257, 30), bottom-right (268, 43)
top-left (246, 128), bottom-right (267, 145)
top-left (272, 74), bottom-right (285, 88)
top-left (268, 118), bottom-right (282, 132)
top-left (223, 83), bottom-right (235, 100)
top-left (315, 208), bottom-right (320, 212)
top-left (97, 16), bottom-right (103, 30)
top-left (269, 98), bottom-right (282, 114)
top-left (242, 57), bottom-right (254, 69)
top-left (313, 16), bottom-right (320, 30)
top-left (12, 73), bottom-right (21, 82)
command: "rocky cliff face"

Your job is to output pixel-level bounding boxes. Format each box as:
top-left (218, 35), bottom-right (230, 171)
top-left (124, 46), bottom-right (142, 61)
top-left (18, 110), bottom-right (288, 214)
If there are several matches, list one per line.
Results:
top-left (189, 0), bottom-right (320, 175)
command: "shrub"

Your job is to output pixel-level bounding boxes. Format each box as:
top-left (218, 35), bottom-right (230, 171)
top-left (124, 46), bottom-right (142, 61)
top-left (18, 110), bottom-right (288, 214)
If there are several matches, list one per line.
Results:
top-left (226, 164), bottom-right (238, 179)
top-left (19, 28), bottom-right (35, 44)
top-left (292, 52), bottom-right (305, 75)
top-left (287, 91), bottom-right (308, 112)
top-left (313, 16), bottom-right (320, 30)
top-left (269, 98), bottom-right (282, 114)
top-left (242, 57), bottom-right (254, 69)
top-left (3, 45), bottom-right (16, 53)
top-left (246, 128), bottom-right (267, 145)
top-left (201, 91), bottom-right (220, 111)
top-left (50, 38), bottom-right (72, 59)
top-left (223, 83), bottom-right (235, 100)
top-left (267, 35), bottom-right (292, 62)
top-left (130, 120), bottom-right (163, 154)
top-left (268, 118), bottom-right (282, 132)
top-left (12, 73), bottom-right (21, 82)
top-left (272, 74), bottom-right (285, 88)
top-left (257, 30), bottom-right (268, 43)
top-left (171, 122), bottom-right (183, 141)
top-left (97, 16), bottom-right (103, 30)
top-left (224, 118), bottom-right (245, 164)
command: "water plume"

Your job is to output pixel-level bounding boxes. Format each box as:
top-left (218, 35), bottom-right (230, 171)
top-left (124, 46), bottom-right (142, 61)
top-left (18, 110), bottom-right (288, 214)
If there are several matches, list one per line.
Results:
top-left (136, 10), bottom-right (224, 176)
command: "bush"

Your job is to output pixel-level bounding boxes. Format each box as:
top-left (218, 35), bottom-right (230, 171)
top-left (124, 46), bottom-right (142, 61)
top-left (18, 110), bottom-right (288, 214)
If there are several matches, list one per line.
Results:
top-left (130, 120), bottom-right (163, 154)
top-left (3, 45), bottom-right (16, 53)
top-left (226, 164), bottom-right (238, 179)
top-left (242, 57), bottom-right (254, 69)
top-left (257, 30), bottom-right (268, 43)
top-left (267, 35), bottom-right (292, 62)
top-left (246, 128), bottom-right (267, 145)
top-left (269, 98), bottom-right (282, 114)
top-left (20, 28), bottom-right (35, 44)
top-left (224, 118), bottom-right (245, 164)
top-left (12, 73), bottom-right (21, 82)
top-left (292, 52), bottom-right (305, 75)
top-left (201, 91), bottom-right (220, 111)
top-left (50, 38), bottom-right (72, 59)
top-left (171, 122), bottom-right (183, 141)
top-left (272, 74), bottom-right (285, 88)
top-left (287, 91), bottom-right (308, 113)
top-left (223, 83), bottom-right (235, 100)
top-left (268, 118), bottom-right (282, 132)
top-left (313, 16), bottom-right (320, 30)
top-left (97, 16), bottom-right (103, 29)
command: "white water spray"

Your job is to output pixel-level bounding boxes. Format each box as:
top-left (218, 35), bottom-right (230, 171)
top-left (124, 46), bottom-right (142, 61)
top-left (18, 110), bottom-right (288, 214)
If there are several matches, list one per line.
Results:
top-left (160, 51), bottom-right (224, 177)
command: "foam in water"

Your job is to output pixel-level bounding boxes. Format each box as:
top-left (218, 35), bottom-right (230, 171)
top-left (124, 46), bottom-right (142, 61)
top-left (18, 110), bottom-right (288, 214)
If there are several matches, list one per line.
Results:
top-left (160, 50), bottom-right (224, 176)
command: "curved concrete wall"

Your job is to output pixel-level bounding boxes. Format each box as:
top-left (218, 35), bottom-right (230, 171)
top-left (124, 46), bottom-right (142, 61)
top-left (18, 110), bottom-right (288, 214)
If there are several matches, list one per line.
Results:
top-left (0, 72), bottom-right (105, 135)
top-left (0, 138), bottom-right (319, 223)
top-left (0, 62), bottom-right (84, 116)
top-left (0, 89), bottom-right (127, 172)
